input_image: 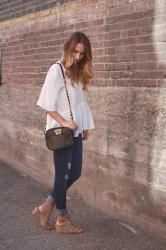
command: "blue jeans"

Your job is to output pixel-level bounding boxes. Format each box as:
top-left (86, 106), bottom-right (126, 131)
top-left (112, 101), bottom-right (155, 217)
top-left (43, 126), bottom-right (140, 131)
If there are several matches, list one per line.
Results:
top-left (47, 134), bottom-right (82, 210)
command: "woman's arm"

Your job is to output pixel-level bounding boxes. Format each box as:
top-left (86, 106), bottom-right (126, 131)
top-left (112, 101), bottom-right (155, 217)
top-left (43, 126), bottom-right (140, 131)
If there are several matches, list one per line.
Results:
top-left (46, 111), bottom-right (78, 131)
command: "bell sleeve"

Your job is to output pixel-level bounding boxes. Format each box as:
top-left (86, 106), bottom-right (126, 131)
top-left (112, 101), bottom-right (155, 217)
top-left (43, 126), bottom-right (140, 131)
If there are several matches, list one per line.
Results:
top-left (81, 92), bottom-right (95, 130)
top-left (37, 64), bottom-right (62, 112)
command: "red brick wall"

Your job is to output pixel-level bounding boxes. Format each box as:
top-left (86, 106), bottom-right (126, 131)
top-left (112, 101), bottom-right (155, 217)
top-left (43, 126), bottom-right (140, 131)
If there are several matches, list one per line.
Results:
top-left (0, 0), bottom-right (74, 22)
top-left (0, 0), bottom-right (165, 87)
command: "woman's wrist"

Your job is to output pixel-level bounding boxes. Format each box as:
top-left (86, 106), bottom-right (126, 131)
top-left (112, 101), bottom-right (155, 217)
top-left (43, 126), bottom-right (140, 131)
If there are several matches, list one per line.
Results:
top-left (47, 111), bottom-right (67, 126)
top-left (60, 120), bottom-right (67, 127)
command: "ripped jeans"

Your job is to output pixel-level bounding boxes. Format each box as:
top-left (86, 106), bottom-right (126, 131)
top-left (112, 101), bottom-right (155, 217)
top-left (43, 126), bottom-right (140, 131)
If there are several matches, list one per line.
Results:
top-left (46, 133), bottom-right (82, 210)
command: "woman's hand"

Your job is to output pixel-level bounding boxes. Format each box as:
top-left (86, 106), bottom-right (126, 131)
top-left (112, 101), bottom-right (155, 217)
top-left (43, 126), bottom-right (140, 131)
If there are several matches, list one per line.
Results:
top-left (82, 130), bottom-right (89, 140)
top-left (62, 120), bottom-right (78, 131)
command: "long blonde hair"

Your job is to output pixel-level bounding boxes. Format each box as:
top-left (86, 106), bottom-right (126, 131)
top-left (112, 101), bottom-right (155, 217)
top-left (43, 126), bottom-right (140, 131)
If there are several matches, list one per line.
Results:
top-left (61, 32), bottom-right (93, 90)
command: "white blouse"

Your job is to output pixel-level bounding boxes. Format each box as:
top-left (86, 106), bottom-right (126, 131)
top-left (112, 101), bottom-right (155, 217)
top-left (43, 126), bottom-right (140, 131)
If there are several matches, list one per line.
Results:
top-left (37, 61), bottom-right (95, 137)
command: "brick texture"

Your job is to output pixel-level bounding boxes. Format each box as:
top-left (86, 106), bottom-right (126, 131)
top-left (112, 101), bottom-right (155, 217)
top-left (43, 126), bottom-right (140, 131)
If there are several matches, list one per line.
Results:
top-left (0, 0), bottom-right (74, 22)
top-left (0, 0), bottom-right (165, 87)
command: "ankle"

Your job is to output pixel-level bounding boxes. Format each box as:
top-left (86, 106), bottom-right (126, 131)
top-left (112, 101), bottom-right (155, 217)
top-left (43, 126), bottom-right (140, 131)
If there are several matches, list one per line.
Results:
top-left (38, 202), bottom-right (54, 213)
top-left (38, 205), bottom-right (43, 213)
top-left (57, 208), bottom-right (68, 216)
top-left (56, 214), bottom-right (70, 224)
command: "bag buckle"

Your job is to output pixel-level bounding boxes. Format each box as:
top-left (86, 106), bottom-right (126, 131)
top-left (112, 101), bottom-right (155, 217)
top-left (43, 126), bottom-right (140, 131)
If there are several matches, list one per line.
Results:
top-left (54, 129), bottom-right (62, 135)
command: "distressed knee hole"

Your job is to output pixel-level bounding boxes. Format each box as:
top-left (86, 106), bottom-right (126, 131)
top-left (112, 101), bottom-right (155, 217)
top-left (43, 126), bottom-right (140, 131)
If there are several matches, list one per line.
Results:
top-left (68, 162), bottom-right (71, 170)
top-left (65, 174), bottom-right (69, 180)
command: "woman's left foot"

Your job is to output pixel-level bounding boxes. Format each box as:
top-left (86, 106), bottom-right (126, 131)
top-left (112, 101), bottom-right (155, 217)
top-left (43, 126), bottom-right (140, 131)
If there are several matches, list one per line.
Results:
top-left (55, 214), bottom-right (84, 234)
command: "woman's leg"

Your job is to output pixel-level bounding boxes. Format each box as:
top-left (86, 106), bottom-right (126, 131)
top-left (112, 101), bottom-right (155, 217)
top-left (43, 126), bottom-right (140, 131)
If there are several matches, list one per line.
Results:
top-left (67, 134), bottom-right (83, 189)
top-left (32, 146), bottom-right (73, 230)
top-left (54, 134), bottom-right (84, 234)
top-left (48, 146), bottom-right (73, 213)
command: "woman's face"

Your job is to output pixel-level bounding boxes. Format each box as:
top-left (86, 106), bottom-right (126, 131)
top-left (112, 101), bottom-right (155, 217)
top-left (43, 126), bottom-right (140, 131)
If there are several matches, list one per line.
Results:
top-left (72, 43), bottom-right (85, 64)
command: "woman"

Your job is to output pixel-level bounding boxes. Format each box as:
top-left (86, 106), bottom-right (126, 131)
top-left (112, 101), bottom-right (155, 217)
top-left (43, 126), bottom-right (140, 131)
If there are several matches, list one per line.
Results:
top-left (32, 32), bottom-right (95, 234)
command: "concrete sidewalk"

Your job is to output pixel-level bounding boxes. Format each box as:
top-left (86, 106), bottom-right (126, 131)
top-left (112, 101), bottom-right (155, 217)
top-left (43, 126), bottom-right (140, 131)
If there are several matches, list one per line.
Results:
top-left (0, 161), bottom-right (166, 250)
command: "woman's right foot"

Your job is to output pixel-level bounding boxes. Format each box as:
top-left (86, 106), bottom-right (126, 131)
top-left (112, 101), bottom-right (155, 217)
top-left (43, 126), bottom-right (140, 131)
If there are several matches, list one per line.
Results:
top-left (32, 202), bottom-right (54, 230)
top-left (55, 214), bottom-right (84, 234)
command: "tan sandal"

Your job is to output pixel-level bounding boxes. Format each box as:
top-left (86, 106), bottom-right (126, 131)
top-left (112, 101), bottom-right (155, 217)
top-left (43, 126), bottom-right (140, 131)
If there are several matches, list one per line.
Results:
top-left (32, 203), bottom-right (54, 230)
top-left (55, 215), bottom-right (84, 234)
